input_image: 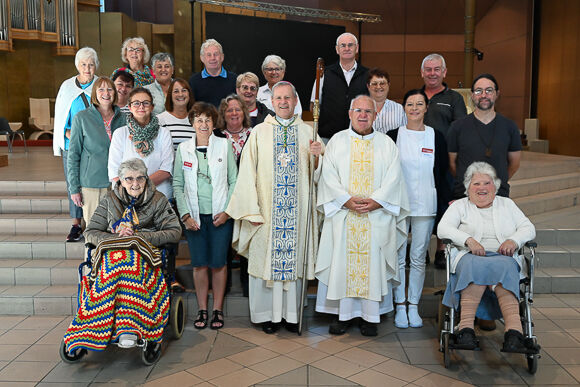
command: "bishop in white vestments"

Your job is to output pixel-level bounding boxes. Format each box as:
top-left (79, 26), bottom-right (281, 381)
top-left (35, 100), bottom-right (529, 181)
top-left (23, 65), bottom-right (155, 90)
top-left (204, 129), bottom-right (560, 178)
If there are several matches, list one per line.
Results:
top-left (226, 81), bottom-right (323, 334)
top-left (315, 95), bottom-right (409, 336)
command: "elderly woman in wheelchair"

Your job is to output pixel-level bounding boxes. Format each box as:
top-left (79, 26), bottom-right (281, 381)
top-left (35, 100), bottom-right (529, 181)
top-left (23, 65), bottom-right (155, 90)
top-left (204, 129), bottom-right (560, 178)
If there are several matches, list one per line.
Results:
top-left (61, 158), bottom-right (182, 364)
top-left (437, 161), bottom-right (540, 356)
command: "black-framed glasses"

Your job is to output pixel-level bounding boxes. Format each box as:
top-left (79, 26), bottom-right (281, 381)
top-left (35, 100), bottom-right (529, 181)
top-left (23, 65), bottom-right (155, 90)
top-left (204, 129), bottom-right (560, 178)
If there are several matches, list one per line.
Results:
top-left (129, 100), bottom-right (152, 108)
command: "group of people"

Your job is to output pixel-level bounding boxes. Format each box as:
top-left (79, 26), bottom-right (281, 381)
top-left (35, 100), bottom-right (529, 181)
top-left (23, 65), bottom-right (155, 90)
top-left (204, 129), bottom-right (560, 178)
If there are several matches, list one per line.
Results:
top-left (57, 31), bottom-right (536, 356)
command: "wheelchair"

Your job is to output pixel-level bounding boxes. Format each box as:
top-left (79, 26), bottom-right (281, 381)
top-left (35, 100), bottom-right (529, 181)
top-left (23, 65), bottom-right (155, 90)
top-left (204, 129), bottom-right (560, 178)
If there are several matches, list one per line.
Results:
top-left (438, 239), bottom-right (540, 374)
top-left (59, 242), bottom-right (186, 366)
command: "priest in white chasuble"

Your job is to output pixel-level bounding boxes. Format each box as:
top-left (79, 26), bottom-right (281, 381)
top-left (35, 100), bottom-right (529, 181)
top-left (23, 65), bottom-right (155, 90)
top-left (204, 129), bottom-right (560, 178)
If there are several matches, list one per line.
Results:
top-left (226, 81), bottom-right (324, 334)
top-left (315, 94), bottom-right (409, 337)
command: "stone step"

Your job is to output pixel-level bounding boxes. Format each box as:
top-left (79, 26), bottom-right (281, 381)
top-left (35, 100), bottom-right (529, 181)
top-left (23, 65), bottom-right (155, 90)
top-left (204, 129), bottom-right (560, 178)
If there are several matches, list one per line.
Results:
top-left (0, 235), bottom-right (83, 260)
top-left (513, 153), bottom-right (580, 180)
top-left (0, 214), bottom-right (73, 235)
top-left (0, 234), bottom-right (193, 260)
top-left (514, 187), bottom-right (580, 216)
top-left (535, 245), bottom-right (580, 268)
top-left (535, 228), bottom-right (580, 245)
top-left (0, 180), bottom-right (67, 196)
top-left (510, 172), bottom-right (580, 199)
top-left (0, 196), bottom-right (68, 214)
top-left (0, 259), bottom-right (79, 286)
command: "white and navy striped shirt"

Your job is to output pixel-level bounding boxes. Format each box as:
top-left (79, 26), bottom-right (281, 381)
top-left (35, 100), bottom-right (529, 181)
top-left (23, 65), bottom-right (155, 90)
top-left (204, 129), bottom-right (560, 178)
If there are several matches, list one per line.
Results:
top-left (373, 99), bottom-right (407, 134)
top-left (157, 111), bottom-right (194, 151)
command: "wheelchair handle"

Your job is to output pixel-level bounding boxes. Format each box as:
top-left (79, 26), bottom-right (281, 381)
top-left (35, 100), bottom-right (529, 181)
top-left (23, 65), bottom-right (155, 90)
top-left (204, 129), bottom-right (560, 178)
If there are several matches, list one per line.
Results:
top-left (525, 241), bottom-right (537, 248)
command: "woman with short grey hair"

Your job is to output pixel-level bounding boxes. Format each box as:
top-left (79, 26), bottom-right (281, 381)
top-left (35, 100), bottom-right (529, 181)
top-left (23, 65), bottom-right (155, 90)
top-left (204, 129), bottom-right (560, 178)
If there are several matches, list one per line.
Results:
top-left (438, 161), bottom-right (538, 354)
top-left (146, 52), bottom-right (175, 115)
top-left (54, 46), bottom-right (99, 242)
top-left (257, 54), bottom-right (302, 116)
top-left (63, 157), bottom-right (181, 357)
top-left (463, 161), bottom-right (501, 195)
top-left (111, 37), bottom-right (154, 87)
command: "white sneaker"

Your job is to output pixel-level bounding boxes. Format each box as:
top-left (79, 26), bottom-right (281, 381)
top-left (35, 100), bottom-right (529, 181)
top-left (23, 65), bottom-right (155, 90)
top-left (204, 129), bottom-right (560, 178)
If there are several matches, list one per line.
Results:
top-left (408, 304), bottom-right (423, 328)
top-left (394, 305), bottom-right (409, 328)
top-left (118, 333), bottom-right (138, 348)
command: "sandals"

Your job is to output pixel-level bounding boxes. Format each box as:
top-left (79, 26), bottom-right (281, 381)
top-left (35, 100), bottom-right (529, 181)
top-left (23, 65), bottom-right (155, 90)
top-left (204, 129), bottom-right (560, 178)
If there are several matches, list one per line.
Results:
top-left (194, 309), bottom-right (208, 329)
top-left (210, 310), bottom-right (224, 330)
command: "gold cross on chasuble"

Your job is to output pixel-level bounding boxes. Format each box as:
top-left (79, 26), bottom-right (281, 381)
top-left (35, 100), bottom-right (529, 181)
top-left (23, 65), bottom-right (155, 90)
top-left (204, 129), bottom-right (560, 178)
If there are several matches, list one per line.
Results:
top-left (346, 138), bottom-right (374, 298)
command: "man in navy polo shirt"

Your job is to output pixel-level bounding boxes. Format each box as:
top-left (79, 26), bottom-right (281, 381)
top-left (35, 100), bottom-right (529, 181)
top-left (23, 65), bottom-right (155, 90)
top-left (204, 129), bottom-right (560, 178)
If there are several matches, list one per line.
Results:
top-left (189, 39), bottom-right (237, 107)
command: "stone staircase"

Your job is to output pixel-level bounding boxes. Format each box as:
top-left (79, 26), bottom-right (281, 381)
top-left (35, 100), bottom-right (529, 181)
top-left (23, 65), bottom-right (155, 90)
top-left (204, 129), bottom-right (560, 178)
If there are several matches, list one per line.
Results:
top-left (0, 151), bottom-right (579, 317)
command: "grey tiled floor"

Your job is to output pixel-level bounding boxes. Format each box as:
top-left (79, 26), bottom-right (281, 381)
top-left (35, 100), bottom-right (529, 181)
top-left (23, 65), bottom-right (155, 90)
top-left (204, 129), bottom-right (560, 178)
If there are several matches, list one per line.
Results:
top-left (0, 296), bottom-right (579, 386)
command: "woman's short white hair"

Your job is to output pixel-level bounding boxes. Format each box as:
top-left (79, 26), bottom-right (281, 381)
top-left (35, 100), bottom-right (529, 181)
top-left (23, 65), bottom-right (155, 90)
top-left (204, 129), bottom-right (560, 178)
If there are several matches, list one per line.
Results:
top-left (261, 55), bottom-right (286, 72)
top-left (121, 37), bottom-right (151, 64)
top-left (118, 158), bottom-right (148, 180)
top-left (463, 161), bottom-right (501, 195)
top-left (75, 47), bottom-right (99, 70)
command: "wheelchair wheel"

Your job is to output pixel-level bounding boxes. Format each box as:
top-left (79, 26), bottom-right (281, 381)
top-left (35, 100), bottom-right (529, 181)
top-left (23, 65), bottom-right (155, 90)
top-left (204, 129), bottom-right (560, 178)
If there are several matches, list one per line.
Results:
top-left (527, 354), bottom-right (538, 374)
top-left (168, 295), bottom-right (186, 340)
top-left (442, 332), bottom-right (451, 368)
top-left (59, 339), bottom-right (87, 364)
top-left (141, 342), bottom-right (162, 366)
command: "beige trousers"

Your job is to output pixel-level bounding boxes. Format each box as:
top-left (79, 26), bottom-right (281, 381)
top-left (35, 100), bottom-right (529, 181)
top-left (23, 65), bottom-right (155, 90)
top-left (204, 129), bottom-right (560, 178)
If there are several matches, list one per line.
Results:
top-left (81, 187), bottom-right (109, 226)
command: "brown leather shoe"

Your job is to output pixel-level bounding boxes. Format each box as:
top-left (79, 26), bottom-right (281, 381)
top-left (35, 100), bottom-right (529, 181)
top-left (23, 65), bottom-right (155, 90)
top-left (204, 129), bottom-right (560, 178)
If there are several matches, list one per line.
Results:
top-left (477, 318), bottom-right (496, 331)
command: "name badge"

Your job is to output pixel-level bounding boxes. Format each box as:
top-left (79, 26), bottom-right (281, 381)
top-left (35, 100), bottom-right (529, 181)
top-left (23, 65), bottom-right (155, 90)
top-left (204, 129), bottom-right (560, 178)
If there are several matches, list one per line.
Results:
top-left (183, 161), bottom-right (193, 171)
top-left (422, 148), bottom-right (433, 154)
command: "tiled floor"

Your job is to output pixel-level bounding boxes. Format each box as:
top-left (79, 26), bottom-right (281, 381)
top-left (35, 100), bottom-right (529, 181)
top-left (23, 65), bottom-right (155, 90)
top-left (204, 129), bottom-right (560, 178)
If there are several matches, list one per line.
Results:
top-left (0, 296), bottom-right (580, 386)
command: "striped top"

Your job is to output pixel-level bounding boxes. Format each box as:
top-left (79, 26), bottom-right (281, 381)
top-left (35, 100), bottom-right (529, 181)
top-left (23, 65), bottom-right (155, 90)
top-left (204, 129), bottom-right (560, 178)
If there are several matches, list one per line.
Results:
top-left (373, 99), bottom-right (407, 134)
top-left (157, 111), bottom-right (194, 151)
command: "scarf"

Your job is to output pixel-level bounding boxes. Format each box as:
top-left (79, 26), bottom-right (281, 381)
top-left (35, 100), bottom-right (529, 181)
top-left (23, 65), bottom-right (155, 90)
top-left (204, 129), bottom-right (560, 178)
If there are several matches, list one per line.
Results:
top-left (112, 196), bottom-right (140, 233)
top-left (127, 114), bottom-right (160, 156)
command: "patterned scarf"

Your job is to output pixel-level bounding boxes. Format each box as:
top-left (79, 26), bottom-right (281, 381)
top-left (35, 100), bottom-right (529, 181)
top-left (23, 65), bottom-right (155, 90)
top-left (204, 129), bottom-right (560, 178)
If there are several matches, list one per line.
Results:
top-left (112, 196), bottom-right (140, 233)
top-left (127, 113), bottom-right (159, 156)
top-left (222, 128), bottom-right (252, 162)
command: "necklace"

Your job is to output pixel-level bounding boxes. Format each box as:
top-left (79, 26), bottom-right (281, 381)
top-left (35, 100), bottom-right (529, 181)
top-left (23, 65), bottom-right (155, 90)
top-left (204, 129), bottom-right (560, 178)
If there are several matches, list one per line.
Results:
top-left (473, 117), bottom-right (496, 158)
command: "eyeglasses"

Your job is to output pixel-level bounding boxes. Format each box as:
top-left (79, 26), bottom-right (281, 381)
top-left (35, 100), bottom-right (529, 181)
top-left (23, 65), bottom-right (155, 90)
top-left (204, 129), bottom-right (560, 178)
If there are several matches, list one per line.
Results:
top-left (473, 87), bottom-right (495, 95)
top-left (264, 67), bottom-right (282, 72)
top-left (369, 81), bottom-right (388, 88)
top-left (123, 176), bottom-right (146, 183)
top-left (129, 100), bottom-right (152, 108)
top-left (240, 85), bottom-right (257, 92)
top-left (127, 47), bottom-right (143, 53)
top-left (338, 43), bottom-right (356, 49)
top-left (350, 108), bottom-right (374, 114)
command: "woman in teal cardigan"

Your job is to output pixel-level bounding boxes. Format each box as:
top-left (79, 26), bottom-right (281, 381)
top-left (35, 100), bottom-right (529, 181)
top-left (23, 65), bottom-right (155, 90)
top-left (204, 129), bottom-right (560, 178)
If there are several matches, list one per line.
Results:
top-left (173, 101), bottom-right (237, 330)
top-left (67, 76), bottom-right (126, 225)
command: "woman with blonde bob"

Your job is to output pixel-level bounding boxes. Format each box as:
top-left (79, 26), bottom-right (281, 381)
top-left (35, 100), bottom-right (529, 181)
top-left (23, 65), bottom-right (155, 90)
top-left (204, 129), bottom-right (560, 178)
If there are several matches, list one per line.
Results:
top-left (111, 37), bottom-right (154, 87)
top-left (438, 162), bottom-right (539, 354)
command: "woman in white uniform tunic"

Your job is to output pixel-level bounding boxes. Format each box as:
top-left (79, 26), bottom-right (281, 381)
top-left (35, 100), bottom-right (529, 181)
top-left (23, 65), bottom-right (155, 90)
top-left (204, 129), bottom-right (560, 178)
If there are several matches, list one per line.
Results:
top-left (387, 89), bottom-right (450, 328)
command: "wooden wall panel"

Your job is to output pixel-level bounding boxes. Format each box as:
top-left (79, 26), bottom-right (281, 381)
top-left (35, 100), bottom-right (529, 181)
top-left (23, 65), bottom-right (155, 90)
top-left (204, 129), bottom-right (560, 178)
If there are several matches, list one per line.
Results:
top-left (536, 0), bottom-right (580, 156)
